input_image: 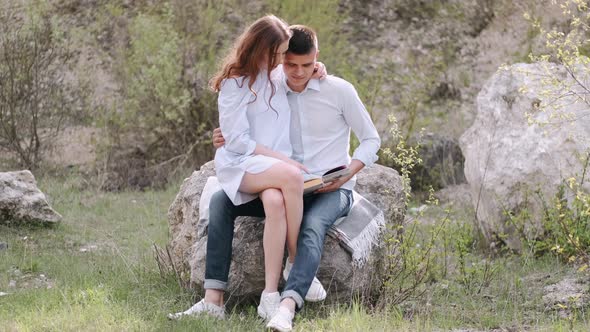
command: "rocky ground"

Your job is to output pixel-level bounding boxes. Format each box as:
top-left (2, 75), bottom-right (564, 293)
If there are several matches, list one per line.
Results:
top-left (13, 0), bottom-right (565, 191)
top-left (347, 0), bottom-right (566, 139)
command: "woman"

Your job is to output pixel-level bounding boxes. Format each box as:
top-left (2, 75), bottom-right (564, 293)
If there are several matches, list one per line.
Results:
top-left (169, 15), bottom-right (306, 321)
top-left (212, 14), bottom-right (306, 320)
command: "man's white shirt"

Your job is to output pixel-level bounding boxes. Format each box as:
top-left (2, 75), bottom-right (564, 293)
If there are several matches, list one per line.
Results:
top-left (285, 75), bottom-right (381, 190)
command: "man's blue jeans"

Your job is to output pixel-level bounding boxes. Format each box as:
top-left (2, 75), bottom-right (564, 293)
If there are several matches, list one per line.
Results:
top-left (281, 188), bottom-right (353, 309)
top-left (204, 190), bottom-right (265, 290)
top-left (204, 188), bottom-right (353, 309)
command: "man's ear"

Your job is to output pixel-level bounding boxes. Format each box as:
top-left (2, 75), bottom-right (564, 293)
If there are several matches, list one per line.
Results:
top-left (315, 49), bottom-right (319, 61)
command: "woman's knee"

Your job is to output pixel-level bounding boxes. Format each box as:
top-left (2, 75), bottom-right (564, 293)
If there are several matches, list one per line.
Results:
top-left (260, 189), bottom-right (286, 218)
top-left (278, 164), bottom-right (303, 192)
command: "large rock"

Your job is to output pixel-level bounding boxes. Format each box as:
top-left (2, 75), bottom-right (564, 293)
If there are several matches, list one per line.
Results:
top-left (411, 134), bottom-right (466, 191)
top-left (460, 62), bottom-right (590, 250)
top-left (0, 171), bottom-right (62, 225)
top-left (167, 161), bottom-right (405, 304)
top-left (382, 134), bottom-right (466, 192)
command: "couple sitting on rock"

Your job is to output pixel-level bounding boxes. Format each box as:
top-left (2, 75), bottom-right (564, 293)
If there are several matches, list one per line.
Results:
top-left (168, 15), bottom-right (380, 331)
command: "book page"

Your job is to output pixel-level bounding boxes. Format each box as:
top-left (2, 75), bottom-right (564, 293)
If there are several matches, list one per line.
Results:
top-left (302, 173), bottom-right (322, 182)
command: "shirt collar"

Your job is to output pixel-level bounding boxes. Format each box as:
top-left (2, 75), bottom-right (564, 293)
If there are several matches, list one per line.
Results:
top-left (284, 77), bottom-right (321, 94)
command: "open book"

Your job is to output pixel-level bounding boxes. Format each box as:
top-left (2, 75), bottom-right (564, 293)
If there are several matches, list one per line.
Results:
top-left (303, 165), bottom-right (351, 195)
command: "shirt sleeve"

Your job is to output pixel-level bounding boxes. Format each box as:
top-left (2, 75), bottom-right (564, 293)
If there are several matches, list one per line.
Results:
top-left (341, 82), bottom-right (381, 167)
top-left (218, 78), bottom-right (257, 156)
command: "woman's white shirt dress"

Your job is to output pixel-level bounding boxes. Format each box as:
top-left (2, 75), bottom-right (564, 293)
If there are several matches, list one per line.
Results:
top-left (214, 69), bottom-right (292, 205)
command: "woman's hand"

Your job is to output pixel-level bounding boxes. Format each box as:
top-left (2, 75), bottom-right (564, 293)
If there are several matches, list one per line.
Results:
top-left (253, 144), bottom-right (309, 173)
top-left (312, 62), bottom-right (327, 80)
top-left (215, 127), bottom-right (309, 174)
top-left (284, 158), bottom-right (309, 174)
top-left (212, 127), bottom-right (225, 149)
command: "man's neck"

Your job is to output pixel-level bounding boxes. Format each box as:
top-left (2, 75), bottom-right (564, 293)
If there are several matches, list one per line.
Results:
top-left (286, 80), bottom-right (309, 93)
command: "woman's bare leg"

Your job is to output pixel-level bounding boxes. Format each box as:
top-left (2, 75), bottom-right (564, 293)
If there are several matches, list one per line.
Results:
top-left (240, 162), bottom-right (303, 263)
top-left (259, 188), bottom-right (287, 291)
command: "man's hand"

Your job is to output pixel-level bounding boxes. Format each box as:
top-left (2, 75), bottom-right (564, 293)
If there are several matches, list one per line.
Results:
top-left (213, 127), bottom-right (225, 149)
top-left (314, 173), bottom-right (352, 194)
top-left (312, 62), bottom-right (327, 80)
top-left (314, 159), bottom-right (365, 194)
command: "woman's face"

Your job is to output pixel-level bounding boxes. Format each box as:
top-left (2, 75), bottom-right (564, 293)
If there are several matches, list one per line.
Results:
top-left (270, 40), bottom-right (290, 68)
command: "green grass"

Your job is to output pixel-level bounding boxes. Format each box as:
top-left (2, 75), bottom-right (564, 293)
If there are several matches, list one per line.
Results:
top-left (0, 175), bottom-right (182, 331)
top-left (423, 255), bottom-right (580, 329)
top-left (0, 176), bottom-right (589, 331)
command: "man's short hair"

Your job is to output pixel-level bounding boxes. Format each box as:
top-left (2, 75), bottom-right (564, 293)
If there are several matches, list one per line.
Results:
top-left (288, 25), bottom-right (318, 55)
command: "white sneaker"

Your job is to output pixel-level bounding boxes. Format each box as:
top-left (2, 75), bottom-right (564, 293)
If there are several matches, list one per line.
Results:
top-left (257, 291), bottom-right (281, 321)
top-left (167, 299), bottom-right (225, 320)
top-left (283, 260), bottom-right (327, 302)
top-left (266, 306), bottom-right (295, 332)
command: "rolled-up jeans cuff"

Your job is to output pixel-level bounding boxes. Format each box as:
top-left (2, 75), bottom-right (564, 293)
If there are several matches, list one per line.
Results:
top-left (204, 279), bottom-right (227, 290)
top-left (281, 290), bottom-right (304, 310)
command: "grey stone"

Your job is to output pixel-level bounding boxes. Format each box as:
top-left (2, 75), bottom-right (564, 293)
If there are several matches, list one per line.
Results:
top-left (0, 242), bottom-right (7, 250)
top-left (460, 63), bottom-right (590, 250)
top-left (411, 134), bottom-right (466, 191)
top-left (167, 161), bottom-right (405, 304)
top-left (0, 170), bottom-right (62, 225)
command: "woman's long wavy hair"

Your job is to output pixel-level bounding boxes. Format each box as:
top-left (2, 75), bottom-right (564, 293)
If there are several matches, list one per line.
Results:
top-left (210, 15), bottom-right (291, 106)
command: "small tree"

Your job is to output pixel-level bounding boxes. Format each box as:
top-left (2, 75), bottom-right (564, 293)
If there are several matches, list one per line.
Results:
top-left (518, 0), bottom-right (590, 267)
top-left (103, 8), bottom-right (218, 189)
top-left (0, 6), bottom-right (75, 169)
top-left (524, 0), bottom-right (590, 124)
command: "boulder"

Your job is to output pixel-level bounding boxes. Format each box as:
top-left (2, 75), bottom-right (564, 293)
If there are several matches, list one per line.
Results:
top-left (382, 134), bottom-right (466, 192)
top-left (167, 161), bottom-right (405, 304)
top-left (460, 63), bottom-right (590, 250)
top-left (411, 134), bottom-right (466, 191)
top-left (0, 170), bottom-right (62, 225)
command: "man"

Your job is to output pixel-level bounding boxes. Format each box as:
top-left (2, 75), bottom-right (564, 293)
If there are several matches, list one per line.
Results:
top-left (170, 25), bottom-right (380, 332)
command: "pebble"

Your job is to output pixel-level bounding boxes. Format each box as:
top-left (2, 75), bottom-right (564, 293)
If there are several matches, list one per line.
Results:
top-left (0, 292), bottom-right (8, 297)
top-left (8, 280), bottom-right (16, 288)
top-left (79, 244), bottom-right (99, 253)
top-left (0, 242), bottom-right (7, 250)
top-left (9, 268), bottom-right (22, 277)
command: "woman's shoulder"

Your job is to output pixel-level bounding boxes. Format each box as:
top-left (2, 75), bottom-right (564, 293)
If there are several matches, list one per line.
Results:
top-left (219, 76), bottom-right (255, 100)
top-left (220, 72), bottom-right (273, 94)
top-left (221, 76), bottom-right (249, 90)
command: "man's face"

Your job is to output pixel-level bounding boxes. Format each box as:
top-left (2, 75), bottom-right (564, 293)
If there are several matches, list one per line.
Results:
top-left (283, 49), bottom-right (317, 91)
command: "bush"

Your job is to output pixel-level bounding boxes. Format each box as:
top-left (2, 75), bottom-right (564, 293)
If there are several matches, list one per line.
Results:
top-left (514, 0), bottom-right (590, 269)
top-left (97, 0), bottom-right (374, 189)
top-left (0, 3), bottom-right (80, 169)
top-left (379, 115), bottom-right (433, 306)
top-left (101, 5), bottom-right (218, 189)
top-left (508, 152), bottom-right (590, 270)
